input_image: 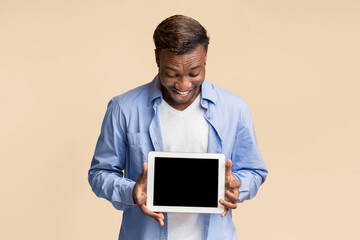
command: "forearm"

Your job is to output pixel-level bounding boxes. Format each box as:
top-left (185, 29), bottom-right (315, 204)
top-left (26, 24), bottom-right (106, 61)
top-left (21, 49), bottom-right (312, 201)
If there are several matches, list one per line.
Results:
top-left (88, 98), bottom-right (135, 210)
top-left (233, 168), bottom-right (267, 202)
top-left (88, 167), bottom-right (136, 210)
top-left (231, 101), bottom-right (268, 202)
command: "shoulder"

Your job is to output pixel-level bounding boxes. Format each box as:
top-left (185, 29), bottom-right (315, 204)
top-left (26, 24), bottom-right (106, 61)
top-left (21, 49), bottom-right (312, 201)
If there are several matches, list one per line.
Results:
top-left (109, 82), bottom-right (152, 108)
top-left (210, 82), bottom-right (250, 111)
top-left (207, 82), bottom-right (253, 127)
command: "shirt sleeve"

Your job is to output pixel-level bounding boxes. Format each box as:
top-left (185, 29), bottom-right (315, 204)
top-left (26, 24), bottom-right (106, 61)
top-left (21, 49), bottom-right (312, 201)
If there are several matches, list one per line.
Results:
top-left (88, 98), bottom-right (136, 211)
top-left (231, 102), bottom-right (268, 203)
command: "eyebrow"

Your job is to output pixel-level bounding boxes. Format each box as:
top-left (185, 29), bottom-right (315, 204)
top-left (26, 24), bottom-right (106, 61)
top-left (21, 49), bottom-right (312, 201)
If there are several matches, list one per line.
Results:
top-left (164, 65), bottom-right (202, 72)
top-left (165, 66), bottom-right (178, 72)
top-left (190, 66), bottom-right (201, 71)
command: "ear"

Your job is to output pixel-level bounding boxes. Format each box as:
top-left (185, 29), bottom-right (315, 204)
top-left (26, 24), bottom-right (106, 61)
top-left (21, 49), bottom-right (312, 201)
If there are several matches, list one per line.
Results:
top-left (155, 49), bottom-right (160, 67)
top-left (204, 54), bottom-right (207, 66)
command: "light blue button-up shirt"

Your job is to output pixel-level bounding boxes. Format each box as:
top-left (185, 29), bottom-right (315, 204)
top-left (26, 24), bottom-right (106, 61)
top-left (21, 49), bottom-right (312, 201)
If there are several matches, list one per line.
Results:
top-left (88, 75), bottom-right (268, 240)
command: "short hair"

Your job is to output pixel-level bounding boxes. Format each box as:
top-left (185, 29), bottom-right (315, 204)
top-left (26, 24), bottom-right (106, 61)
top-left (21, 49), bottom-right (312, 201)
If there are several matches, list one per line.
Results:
top-left (153, 15), bottom-right (210, 55)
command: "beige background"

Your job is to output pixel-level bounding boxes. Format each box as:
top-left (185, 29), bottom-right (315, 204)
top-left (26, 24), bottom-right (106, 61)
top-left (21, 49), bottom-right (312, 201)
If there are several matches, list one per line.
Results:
top-left (1, 0), bottom-right (359, 239)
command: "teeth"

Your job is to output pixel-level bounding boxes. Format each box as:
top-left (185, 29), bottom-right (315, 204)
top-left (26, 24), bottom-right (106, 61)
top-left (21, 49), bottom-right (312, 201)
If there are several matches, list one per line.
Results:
top-left (174, 89), bottom-right (190, 96)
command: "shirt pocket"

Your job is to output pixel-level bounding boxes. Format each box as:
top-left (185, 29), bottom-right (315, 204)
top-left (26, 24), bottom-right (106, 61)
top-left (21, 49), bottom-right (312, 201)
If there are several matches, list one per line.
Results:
top-left (126, 132), bottom-right (154, 177)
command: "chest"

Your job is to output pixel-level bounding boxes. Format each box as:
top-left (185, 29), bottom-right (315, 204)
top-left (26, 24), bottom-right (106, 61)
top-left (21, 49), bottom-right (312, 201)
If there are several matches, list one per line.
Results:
top-left (158, 100), bottom-right (209, 153)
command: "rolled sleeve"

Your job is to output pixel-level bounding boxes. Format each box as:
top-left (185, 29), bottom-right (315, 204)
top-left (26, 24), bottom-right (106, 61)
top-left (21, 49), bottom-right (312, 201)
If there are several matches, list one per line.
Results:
top-left (88, 98), bottom-right (136, 210)
top-left (231, 102), bottom-right (268, 203)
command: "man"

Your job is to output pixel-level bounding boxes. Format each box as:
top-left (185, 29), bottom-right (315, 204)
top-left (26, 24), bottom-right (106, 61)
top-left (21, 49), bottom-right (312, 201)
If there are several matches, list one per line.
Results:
top-left (88, 15), bottom-right (267, 240)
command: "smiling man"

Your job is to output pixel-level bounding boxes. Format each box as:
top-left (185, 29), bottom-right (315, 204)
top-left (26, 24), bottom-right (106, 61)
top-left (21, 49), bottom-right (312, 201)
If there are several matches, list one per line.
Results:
top-left (88, 15), bottom-right (268, 240)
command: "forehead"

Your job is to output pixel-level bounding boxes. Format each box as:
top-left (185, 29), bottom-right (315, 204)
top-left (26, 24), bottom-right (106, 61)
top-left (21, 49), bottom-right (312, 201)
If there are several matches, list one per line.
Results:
top-left (159, 46), bottom-right (207, 68)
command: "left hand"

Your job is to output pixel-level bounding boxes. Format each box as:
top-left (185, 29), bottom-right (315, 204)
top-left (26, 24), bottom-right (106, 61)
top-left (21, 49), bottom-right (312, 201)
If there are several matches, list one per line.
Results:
top-left (133, 162), bottom-right (164, 226)
top-left (220, 159), bottom-right (241, 217)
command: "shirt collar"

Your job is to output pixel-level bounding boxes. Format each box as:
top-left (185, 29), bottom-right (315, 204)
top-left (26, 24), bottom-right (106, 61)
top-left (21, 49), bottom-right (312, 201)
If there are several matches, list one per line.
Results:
top-left (148, 75), bottom-right (163, 105)
top-left (201, 78), bottom-right (218, 105)
top-left (148, 75), bottom-right (218, 106)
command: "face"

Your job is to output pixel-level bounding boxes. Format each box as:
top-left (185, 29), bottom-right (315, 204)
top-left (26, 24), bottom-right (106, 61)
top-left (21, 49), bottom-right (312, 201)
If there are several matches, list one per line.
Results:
top-left (156, 45), bottom-right (207, 111)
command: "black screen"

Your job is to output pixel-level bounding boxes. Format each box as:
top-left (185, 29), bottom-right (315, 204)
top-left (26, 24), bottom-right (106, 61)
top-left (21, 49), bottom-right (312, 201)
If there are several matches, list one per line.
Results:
top-left (153, 157), bottom-right (219, 208)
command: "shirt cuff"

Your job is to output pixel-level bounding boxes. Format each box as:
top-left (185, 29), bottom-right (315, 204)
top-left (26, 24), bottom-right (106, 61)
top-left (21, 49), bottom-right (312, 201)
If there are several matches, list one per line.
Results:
top-left (122, 181), bottom-right (136, 206)
top-left (238, 191), bottom-right (250, 203)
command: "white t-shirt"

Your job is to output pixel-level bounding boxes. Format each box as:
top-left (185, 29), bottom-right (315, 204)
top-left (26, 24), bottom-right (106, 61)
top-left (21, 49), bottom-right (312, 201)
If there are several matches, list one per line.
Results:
top-left (158, 95), bottom-right (209, 240)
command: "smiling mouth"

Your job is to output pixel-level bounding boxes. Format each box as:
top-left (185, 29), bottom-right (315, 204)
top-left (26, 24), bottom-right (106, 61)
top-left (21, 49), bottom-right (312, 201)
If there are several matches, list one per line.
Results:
top-left (172, 88), bottom-right (192, 97)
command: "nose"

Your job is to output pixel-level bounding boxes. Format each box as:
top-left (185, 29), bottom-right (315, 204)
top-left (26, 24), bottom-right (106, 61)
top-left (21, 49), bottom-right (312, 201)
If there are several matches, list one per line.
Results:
top-left (175, 76), bottom-right (192, 91)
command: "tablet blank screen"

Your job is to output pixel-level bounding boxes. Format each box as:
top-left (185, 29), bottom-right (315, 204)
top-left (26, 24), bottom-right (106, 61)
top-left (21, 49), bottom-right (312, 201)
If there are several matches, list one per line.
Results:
top-left (153, 157), bottom-right (219, 208)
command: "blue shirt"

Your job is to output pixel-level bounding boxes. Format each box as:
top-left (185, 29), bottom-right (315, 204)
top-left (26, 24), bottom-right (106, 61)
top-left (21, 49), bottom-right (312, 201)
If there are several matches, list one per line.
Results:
top-left (88, 75), bottom-right (268, 240)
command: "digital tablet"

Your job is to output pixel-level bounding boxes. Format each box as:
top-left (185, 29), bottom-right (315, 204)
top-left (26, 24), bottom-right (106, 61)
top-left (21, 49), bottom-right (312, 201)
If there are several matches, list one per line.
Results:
top-left (147, 151), bottom-right (225, 213)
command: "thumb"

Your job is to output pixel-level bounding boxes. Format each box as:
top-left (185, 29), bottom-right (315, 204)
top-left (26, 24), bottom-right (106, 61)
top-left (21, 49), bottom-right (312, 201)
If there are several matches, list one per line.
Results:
top-left (141, 162), bottom-right (148, 184)
top-left (225, 159), bottom-right (232, 177)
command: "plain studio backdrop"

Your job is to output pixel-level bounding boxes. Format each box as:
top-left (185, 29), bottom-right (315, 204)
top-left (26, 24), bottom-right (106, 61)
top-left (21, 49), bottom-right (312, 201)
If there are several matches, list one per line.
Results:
top-left (1, 0), bottom-right (359, 239)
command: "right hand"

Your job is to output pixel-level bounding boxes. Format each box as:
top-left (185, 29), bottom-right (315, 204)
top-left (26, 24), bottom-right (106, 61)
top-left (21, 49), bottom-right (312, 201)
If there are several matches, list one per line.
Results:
top-left (132, 162), bottom-right (164, 226)
top-left (220, 159), bottom-right (241, 217)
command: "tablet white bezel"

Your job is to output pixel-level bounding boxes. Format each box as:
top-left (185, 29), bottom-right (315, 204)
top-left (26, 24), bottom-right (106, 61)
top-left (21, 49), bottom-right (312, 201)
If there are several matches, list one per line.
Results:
top-left (146, 151), bottom-right (225, 214)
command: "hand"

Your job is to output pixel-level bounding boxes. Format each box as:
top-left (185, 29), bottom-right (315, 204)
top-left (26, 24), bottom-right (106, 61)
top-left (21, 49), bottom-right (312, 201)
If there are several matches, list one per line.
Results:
top-left (133, 162), bottom-right (164, 226)
top-left (220, 159), bottom-right (241, 217)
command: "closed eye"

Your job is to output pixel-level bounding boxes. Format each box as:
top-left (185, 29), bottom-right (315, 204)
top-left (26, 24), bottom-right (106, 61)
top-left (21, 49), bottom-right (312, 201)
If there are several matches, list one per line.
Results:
top-left (165, 72), bottom-right (177, 78)
top-left (189, 72), bottom-right (200, 77)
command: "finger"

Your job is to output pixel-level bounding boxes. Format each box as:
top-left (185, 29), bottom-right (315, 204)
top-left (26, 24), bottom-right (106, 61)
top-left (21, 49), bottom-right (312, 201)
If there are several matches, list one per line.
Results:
top-left (139, 204), bottom-right (164, 226)
top-left (157, 217), bottom-right (164, 226)
top-left (225, 179), bottom-right (241, 189)
top-left (221, 207), bottom-right (229, 217)
top-left (219, 199), bottom-right (229, 217)
top-left (225, 159), bottom-right (232, 180)
top-left (225, 189), bottom-right (239, 203)
top-left (157, 212), bottom-right (165, 225)
top-left (139, 205), bottom-right (164, 226)
top-left (219, 199), bottom-right (237, 210)
top-left (157, 211), bottom-right (165, 220)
